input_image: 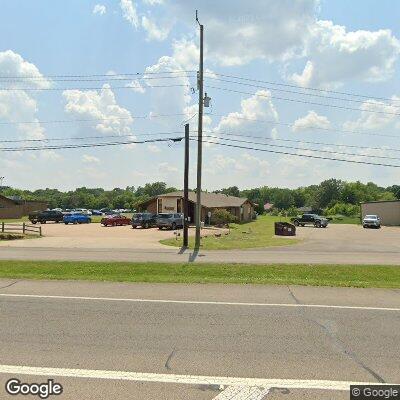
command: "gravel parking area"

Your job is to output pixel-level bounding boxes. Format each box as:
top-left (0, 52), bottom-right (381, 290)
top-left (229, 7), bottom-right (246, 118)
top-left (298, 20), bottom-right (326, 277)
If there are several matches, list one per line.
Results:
top-left (0, 223), bottom-right (225, 250)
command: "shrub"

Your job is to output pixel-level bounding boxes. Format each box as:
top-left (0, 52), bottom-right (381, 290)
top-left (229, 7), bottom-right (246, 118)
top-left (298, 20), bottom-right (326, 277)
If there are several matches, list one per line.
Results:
top-left (325, 202), bottom-right (360, 217)
top-left (210, 209), bottom-right (238, 226)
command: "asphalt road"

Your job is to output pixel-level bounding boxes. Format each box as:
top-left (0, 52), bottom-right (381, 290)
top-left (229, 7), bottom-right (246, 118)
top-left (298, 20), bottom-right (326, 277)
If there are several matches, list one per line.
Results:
top-left (0, 279), bottom-right (399, 399)
top-left (0, 245), bottom-right (399, 264)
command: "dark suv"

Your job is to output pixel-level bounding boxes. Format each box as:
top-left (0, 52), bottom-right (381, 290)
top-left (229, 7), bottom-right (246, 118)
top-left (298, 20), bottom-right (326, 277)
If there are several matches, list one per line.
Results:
top-left (29, 210), bottom-right (64, 224)
top-left (131, 213), bottom-right (157, 229)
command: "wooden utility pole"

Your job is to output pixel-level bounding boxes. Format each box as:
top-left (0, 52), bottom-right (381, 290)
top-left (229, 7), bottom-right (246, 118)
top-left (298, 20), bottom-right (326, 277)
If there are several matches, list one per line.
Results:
top-left (195, 10), bottom-right (204, 250)
top-left (183, 123), bottom-right (189, 247)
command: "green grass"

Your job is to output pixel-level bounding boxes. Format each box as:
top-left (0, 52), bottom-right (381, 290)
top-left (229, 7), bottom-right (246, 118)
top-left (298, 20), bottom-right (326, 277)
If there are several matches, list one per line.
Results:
top-left (328, 216), bottom-right (361, 224)
top-left (161, 215), bottom-right (299, 250)
top-left (0, 260), bottom-right (399, 288)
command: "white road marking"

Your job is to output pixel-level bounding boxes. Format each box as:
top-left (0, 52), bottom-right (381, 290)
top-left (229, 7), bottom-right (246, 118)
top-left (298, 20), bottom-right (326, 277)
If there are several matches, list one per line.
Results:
top-left (0, 293), bottom-right (399, 312)
top-left (213, 385), bottom-right (270, 399)
top-left (0, 365), bottom-right (395, 391)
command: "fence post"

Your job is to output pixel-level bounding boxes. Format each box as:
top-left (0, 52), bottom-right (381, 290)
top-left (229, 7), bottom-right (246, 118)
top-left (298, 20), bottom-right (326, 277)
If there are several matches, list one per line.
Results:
top-left (39, 226), bottom-right (42, 237)
top-left (1, 222), bottom-right (4, 233)
top-left (23, 222), bottom-right (26, 235)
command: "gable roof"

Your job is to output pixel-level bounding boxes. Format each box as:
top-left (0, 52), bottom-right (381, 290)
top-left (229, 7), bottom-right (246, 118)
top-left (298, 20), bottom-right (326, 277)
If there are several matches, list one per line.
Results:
top-left (0, 194), bottom-right (17, 205)
top-left (157, 191), bottom-right (251, 208)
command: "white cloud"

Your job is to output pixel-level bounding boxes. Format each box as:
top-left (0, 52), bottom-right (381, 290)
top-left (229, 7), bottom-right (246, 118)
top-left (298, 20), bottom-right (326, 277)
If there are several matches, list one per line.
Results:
top-left (289, 20), bottom-right (400, 88)
top-left (343, 97), bottom-right (400, 131)
top-left (82, 155), bottom-right (100, 164)
top-left (63, 84), bottom-right (134, 134)
top-left (0, 50), bottom-right (50, 140)
top-left (171, 0), bottom-right (318, 66)
top-left (215, 90), bottom-right (278, 134)
top-left (147, 144), bottom-right (161, 153)
top-left (120, 0), bottom-right (139, 28)
top-left (93, 4), bottom-right (106, 15)
top-left (158, 162), bottom-right (178, 173)
top-left (143, 0), bottom-right (164, 4)
top-left (141, 16), bottom-right (170, 41)
top-left (126, 79), bottom-right (146, 93)
top-left (292, 110), bottom-right (331, 132)
top-left (171, 38), bottom-right (198, 70)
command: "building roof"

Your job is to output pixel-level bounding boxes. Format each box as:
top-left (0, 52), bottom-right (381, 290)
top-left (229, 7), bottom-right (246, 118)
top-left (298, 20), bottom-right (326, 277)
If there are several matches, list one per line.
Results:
top-left (361, 199), bottom-right (400, 204)
top-left (157, 191), bottom-right (252, 208)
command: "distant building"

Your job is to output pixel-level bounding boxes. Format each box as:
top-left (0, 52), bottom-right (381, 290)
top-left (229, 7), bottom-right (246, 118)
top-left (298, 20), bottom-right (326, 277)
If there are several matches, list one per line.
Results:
top-left (264, 202), bottom-right (274, 211)
top-left (137, 191), bottom-right (255, 223)
top-left (0, 194), bottom-right (47, 219)
top-left (361, 200), bottom-right (400, 226)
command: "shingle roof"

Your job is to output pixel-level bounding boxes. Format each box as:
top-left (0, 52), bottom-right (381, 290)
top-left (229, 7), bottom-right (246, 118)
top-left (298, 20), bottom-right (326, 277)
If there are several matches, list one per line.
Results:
top-left (158, 191), bottom-right (251, 208)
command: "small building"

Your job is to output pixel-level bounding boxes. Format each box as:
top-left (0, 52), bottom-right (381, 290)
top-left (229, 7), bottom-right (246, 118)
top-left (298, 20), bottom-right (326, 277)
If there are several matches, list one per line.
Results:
top-left (360, 200), bottom-right (400, 226)
top-left (0, 194), bottom-right (47, 219)
top-left (137, 191), bottom-right (255, 223)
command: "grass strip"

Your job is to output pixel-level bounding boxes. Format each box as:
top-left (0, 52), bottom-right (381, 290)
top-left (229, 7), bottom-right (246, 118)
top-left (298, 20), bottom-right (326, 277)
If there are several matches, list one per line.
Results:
top-left (0, 261), bottom-right (399, 288)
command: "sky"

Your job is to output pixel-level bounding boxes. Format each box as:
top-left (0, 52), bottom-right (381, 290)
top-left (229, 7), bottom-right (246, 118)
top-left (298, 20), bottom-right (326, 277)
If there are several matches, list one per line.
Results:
top-left (0, 0), bottom-right (399, 191)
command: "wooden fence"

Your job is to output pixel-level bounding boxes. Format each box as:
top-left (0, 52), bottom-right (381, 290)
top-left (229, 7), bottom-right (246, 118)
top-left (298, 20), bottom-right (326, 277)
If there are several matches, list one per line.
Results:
top-left (0, 222), bottom-right (42, 236)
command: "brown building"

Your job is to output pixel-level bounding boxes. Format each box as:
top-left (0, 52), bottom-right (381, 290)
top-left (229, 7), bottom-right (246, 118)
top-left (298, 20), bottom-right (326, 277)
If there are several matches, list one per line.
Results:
top-left (361, 200), bottom-right (400, 226)
top-left (0, 194), bottom-right (47, 219)
top-left (137, 191), bottom-right (255, 223)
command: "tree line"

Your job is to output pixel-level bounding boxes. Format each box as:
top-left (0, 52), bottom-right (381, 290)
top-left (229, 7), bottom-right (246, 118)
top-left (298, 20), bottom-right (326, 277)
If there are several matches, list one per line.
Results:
top-left (1, 179), bottom-right (399, 217)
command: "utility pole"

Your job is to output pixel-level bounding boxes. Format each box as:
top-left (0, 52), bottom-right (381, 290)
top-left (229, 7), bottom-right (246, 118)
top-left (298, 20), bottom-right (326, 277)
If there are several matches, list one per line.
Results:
top-left (195, 10), bottom-right (204, 250)
top-left (183, 123), bottom-right (189, 248)
top-left (0, 177), bottom-right (4, 187)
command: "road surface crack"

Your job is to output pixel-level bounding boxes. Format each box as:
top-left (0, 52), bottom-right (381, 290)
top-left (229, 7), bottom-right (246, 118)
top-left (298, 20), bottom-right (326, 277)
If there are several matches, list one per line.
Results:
top-left (0, 280), bottom-right (19, 290)
top-left (287, 286), bottom-right (300, 304)
top-left (165, 349), bottom-right (176, 371)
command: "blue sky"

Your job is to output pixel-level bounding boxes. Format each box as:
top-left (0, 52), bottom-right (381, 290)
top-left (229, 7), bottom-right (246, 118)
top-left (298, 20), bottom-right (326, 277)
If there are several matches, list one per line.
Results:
top-left (0, 0), bottom-right (399, 190)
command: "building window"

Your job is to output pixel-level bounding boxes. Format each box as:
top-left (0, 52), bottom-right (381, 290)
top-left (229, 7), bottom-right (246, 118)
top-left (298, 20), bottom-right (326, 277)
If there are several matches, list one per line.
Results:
top-left (157, 199), bottom-right (163, 213)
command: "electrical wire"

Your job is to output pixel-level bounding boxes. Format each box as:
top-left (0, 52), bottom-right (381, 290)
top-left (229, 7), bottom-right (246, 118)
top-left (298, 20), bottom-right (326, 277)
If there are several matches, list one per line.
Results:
top-left (207, 86), bottom-right (400, 117)
top-left (0, 136), bottom-right (184, 152)
top-left (207, 130), bottom-right (400, 153)
top-left (0, 112), bottom-right (193, 126)
top-left (209, 113), bottom-right (400, 139)
top-left (206, 72), bottom-right (400, 105)
top-left (0, 84), bottom-right (191, 92)
top-left (0, 70), bottom-right (196, 79)
top-left (206, 76), bottom-right (400, 108)
top-left (201, 134), bottom-right (400, 161)
top-left (190, 138), bottom-right (400, 168)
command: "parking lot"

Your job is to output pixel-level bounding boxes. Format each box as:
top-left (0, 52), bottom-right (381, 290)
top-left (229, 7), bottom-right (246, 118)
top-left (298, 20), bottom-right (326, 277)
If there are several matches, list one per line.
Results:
top-left (0, 223), bottom-right (225, 250)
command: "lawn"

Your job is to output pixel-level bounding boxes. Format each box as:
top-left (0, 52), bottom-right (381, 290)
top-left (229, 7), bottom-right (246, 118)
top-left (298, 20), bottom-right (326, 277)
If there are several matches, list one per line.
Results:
top-left (161, 215), bottom-right (299, 250)
top-left (0, 260), bottom-right (399, 288)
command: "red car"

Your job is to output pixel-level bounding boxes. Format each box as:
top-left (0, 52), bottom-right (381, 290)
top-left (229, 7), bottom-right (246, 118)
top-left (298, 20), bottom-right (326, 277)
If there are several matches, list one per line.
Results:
top-left (101, 214), bottom-right (131, 227)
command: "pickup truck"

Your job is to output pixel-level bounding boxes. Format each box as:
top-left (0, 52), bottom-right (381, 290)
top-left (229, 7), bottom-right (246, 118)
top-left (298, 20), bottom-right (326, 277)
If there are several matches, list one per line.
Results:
top-left (29, 210), bottom-right (64, 224)
top-left (290, 213), bottom-right (329, 228)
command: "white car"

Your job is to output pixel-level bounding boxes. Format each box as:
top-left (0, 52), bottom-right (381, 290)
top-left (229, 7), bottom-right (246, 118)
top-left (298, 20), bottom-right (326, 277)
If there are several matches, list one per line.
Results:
top-left (363, 214), bottom-right (381, 229)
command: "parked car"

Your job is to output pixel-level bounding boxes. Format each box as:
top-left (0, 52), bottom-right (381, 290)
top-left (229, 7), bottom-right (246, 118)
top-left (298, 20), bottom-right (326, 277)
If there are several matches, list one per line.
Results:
top-left (63, 213), bottom-right (91, 224)
top-left (291, 214), bottom-right (329, 228)
top-left (156, 213), bottom-right (184, 230)
top-left (101, 214), bottom-right (131, 227)
top-left (90, 210), bottom-right (103, 216)
top-left (363, 214), bottom-right (381, 229)
top-left (132, 213), bottom-right (157, 229)
top-left (29, 210), bottom-right (64, 224)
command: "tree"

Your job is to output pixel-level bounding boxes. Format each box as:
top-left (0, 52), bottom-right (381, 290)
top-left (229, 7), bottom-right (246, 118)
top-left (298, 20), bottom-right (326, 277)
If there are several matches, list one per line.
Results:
top-left (314, 179), bottom-right (344, 209)
top-left (214, 186), bottom-right (240, 197)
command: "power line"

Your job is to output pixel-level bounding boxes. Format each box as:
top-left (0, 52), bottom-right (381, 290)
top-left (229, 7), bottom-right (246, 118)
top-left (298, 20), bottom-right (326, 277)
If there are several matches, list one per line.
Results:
top-left (207, 72), bottom-right (400, 105)
top-left (0, 136), bottom-right (184, 152)
top-left (0, 84), bottom-right (191, 92)
top-left (206, 76), bottom-right (400, 108)
top-left (0, 70), bottom-right (196, 79)
top-left (208, 86), bottom-right (400, 117)
top-left (0, 112), bottom-right (193, 126)
top-left (201, 134), bottom-right (400, 161)
top-left (0, 131), bottom-right (185, 144)
top-left (190, 138), bottom-right (400, 168)
top-left (209, 113), bottom-right (400, 139)
top-left (208, 129), bottom-right (400, 153)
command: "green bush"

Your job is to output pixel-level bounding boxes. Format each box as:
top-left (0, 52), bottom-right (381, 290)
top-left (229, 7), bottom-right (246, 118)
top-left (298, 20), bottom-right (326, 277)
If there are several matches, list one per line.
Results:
top-left (210, 209), bottom-right (238, 225)
top-left (325, 202), bottom-right (360, 217)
